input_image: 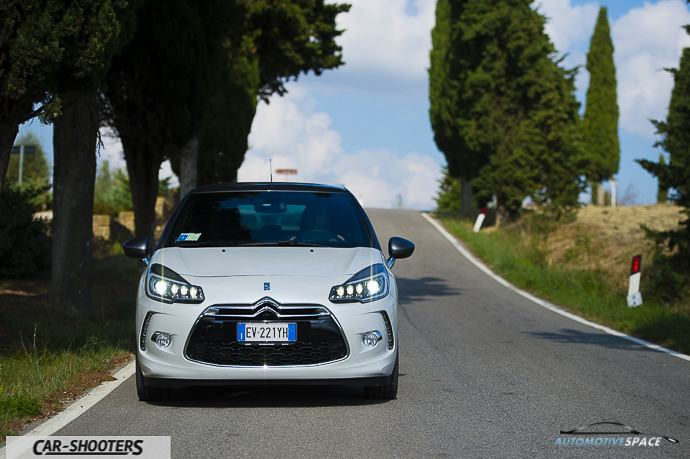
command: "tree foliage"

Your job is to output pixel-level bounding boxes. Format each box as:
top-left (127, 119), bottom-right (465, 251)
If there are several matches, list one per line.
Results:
top-left (429, 0), bottom-right (484, 183)
top-left (0, 0), bottom-right (135, 193)
top-left (430, 0), bottom-right (585, 223)
top-left (637, 25), bottom-right (690, 300)
top-left (195, 0), bottom-right (351, 186)
top-left (102, 0), bottom-right (350, 239)
top-left (435, 167), bottom-right (463, 214)
top-left (93, 160), bottom-right (133, 215)
top-left (582, 6), bottom-right (619, 198)
top-left (102, 0), bottom-right (235, 239)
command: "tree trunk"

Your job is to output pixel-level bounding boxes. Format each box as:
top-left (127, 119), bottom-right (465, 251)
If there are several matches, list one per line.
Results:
top-left (495, 205), bottom-right (508, 228)
top-left (51, 91), bottom-right (99, 317)
top-left (124, 142), bottom-right (161, 242)
top-left (597, 182), bottom-right (605, 206)
top-left (460, 178), bottom-right (473, 216)
top-left (179, 136), bottom-right (198, 200)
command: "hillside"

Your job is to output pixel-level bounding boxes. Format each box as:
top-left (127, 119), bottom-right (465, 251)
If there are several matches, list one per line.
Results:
top-left (546, 203), bottom-right (683, 291)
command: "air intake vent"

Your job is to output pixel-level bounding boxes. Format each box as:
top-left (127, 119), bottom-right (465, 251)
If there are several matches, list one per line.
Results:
top-left (380, 311), bottom-right (394, 350)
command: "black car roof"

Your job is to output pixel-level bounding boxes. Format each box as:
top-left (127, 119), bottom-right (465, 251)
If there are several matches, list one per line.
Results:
top-left (191, 182), bottom-right (348, 194)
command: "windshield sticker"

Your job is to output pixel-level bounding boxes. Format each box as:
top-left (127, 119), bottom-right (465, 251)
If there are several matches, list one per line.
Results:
top-left (177, 233), bottom-right (201, 242)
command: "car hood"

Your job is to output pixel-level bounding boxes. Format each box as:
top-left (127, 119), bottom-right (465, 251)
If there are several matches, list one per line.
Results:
top-left (151, 246), bottom-right (385, 279)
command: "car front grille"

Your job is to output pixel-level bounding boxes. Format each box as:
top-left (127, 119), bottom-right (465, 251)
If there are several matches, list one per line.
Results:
top-left (184, 297), bottom-right (349, 366)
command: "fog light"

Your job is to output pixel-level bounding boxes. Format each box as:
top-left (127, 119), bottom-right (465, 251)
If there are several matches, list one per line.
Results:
top-left (362, 331), bottom-right (383, 348)
top-left (152, 332), bottom-right (172, 350)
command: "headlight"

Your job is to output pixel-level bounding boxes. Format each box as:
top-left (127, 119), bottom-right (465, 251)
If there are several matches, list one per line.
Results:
top-left (329, 264), bottom-right (389, 303)
top-left (145, 263), bottom-right (204, 304)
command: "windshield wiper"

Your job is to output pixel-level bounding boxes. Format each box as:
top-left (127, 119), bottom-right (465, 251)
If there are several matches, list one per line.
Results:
top-left (176, 241), bottom-right (220, 247)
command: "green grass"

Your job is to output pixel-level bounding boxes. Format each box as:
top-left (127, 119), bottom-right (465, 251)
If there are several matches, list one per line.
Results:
top-left (0, 342), bottom-right (126, 438)
top-left (0, 256), bottom-right (141, 440)
top-left (439, 215), bottom-right (690, 355)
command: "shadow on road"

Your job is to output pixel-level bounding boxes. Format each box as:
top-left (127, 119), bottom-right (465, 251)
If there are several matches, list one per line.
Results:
top-left (145, 383), bottom-right (401, 409)
top-left (525, 328), bottom-right (656, 353)
top-left (396, 276), bottom-right (464, 302)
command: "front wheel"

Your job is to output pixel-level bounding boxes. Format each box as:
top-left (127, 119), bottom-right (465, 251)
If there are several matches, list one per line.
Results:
top-left (136, 355), bottom-right (171, 401)
top-left (364, 354), bottom-right (398, 400)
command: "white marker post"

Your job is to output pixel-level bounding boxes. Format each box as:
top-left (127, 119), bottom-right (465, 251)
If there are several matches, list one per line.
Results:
top-left (627, 254), bottom-right (643, 307)
top-left (473, 208), bottom-right (486, 233)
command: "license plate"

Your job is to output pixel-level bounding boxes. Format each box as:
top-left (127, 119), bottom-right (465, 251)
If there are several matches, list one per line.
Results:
top-left (237, 323), bottom-right (297, 343)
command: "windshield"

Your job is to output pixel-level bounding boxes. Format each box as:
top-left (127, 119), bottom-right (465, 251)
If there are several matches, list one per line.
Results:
top-left (163, 190), bottom-right (374, 249)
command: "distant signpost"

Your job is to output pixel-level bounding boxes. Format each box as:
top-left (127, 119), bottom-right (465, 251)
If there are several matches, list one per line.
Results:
top-left (11, 145), bottom-right (37, 184)
top-left (275, 169), bottom-right (297, 175)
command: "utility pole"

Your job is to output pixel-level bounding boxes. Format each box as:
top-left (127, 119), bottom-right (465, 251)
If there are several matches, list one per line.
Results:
top-left (11, 145), bottom-right (37, 184)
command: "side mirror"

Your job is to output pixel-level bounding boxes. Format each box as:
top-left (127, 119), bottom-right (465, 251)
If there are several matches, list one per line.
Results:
top-left (387, 237), bottom-right (415, 269)
top-left (123, 237), bottom-right (150, 261)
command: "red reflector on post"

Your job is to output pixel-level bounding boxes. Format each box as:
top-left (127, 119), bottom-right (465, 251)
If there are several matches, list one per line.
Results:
top-left (481, 208), bottom-right (486, 215)
top-left (630, 255), bottom-right (642, 275)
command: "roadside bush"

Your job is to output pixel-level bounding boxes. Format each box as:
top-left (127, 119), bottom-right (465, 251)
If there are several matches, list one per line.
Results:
top-left (93, 161), bottom-right (133, 216)
top-left (435, 167), bottom-right (463, 215)
top-left (0, 184), bottom-right (51, 278)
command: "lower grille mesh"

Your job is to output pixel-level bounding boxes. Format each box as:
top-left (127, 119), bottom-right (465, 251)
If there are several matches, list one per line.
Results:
top-left (186, 340), bottom-right (347, 366)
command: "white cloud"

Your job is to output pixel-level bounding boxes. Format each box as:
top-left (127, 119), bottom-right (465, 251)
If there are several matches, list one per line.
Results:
top-left (537, 0), bottom-right (690, 138)
top-left (536, 0), bottom-right (599, 56)
top-left (240, 90), bottom-right (441, 209)
top-left (612, 0), bottom-right (690, 136)
top-left (338, 0), bottom-right (434, 79)
top-left (307, 0), bottom-right (435, 99)
top-left (534, 0), bottom-right (599, 107)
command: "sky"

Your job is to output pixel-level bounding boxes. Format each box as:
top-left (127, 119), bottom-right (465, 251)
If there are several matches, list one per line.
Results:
top-left (16, 0), bottom-right (690, 210)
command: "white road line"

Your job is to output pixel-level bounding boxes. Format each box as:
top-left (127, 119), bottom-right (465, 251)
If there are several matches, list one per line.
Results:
top-left (421, 212), bottom-right (690, 363)
top-left (0, 361), bottom-right (135, 453)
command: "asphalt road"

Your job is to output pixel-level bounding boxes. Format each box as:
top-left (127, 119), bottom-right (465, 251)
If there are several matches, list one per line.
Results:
top-left (43, 210), bottom-right (689, 458)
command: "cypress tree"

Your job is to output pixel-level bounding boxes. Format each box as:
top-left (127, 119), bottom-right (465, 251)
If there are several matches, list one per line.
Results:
top-left (464, 0), bottom-right (584, 223)
top-left (637, 25), bottom-right (690, 300)
top-left (582, 6), bottom-right (620, 205)
top-left (429, 0), bottom-right (480, 215)
top-left (429, 0), bottom-right (585, 223)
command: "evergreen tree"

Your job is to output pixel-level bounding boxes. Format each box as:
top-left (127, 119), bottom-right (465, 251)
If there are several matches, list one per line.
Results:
top-left (455, 0), bottom-right (584, 223)
top-left (103, 0), bottom-right (349, 238)
top-left (582, 6), bottom-right (619, 205)
top-left (637, 25), bottom-right (690, 300)
top-left (429, 0), bottom-right (485, 215)
top-left (435, 167), bottom-right (463, 214)
top-left (195, 0), bottom-right (350, 185)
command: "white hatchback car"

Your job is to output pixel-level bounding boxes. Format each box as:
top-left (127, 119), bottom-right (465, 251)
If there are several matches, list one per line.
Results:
top-left (124, 183), bottom-right (414, 401)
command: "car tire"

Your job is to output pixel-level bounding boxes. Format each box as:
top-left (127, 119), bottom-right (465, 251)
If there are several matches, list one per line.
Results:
top-left (136, 356), bottom-right (171, 401)
top-left (364, 353), bottom-right (398, 400)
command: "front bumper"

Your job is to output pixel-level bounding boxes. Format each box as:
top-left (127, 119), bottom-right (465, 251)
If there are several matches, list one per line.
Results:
top-left (136, 291), bottom-right (398, 388)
